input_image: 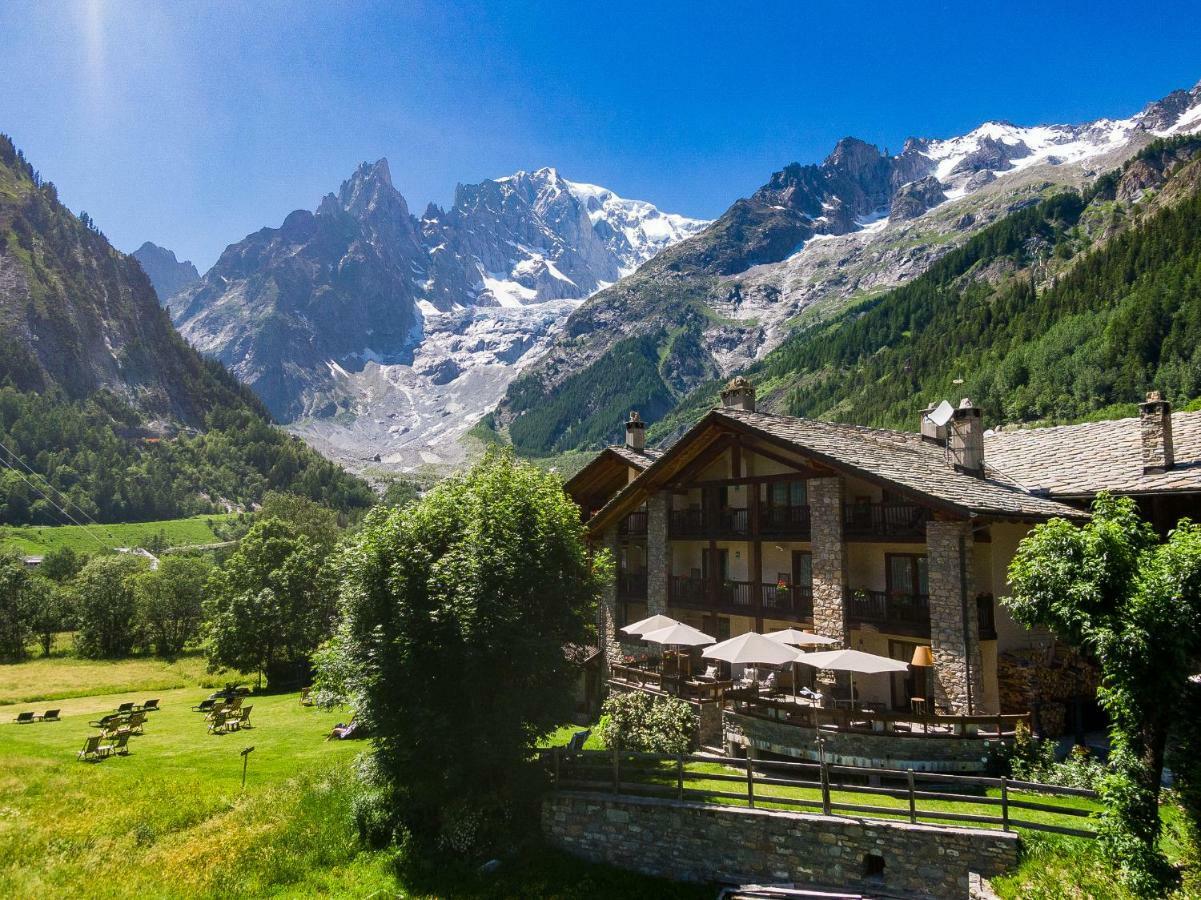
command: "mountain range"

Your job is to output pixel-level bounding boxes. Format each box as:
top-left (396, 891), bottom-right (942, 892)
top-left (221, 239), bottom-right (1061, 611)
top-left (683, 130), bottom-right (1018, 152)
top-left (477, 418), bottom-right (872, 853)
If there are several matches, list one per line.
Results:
top-left (492, 81), bottom-right (1201, 454)
top-left (160, 162), bottom-right (705, 469)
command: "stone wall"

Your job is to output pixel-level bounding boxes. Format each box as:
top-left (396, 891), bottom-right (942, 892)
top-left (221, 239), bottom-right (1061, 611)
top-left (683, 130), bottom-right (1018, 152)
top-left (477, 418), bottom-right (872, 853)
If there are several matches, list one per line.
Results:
top-left (725, 710), bottom-right (1000, 773)
top-left (543, 791), bottom-right (1018, 899)
top-left (646, 493), bottom-right (669, 616)
top-left (927, 520), bottom-right (984, 715)
top-left (809, 476), bottom-right (848, 646)
top-left (598, 527), bottom-right (622, 668)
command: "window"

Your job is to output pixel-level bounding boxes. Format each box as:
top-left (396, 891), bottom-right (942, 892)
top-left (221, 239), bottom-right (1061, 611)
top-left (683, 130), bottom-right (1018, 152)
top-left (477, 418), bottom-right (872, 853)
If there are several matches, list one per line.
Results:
top-left (768, 480), bottom-right (807, 507)
top-left (886, 554), bottom-right (928, 598)
top-left (702, 548), bottom-right (729, 581)
top-left (792, 551), bottom-right (813, 590)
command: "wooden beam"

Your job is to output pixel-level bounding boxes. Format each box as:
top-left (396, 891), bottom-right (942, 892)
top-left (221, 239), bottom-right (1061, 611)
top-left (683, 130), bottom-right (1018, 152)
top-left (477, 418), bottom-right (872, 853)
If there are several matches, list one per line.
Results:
top-left (743, 441), bottom-right (831, 474)
top-left (687, 470), bottom-right (830, 488)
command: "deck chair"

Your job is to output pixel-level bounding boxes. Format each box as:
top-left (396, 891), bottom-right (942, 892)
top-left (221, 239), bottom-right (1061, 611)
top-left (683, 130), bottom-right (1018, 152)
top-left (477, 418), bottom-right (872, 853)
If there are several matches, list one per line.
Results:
top-left (78, 735), bottom-right (104, 761)
top-left (563, 729), bottom-right (590, 759)
top-left (208, 712), bottom-right (228, 734)
top-left (116, 702), bottom-right (135, 714)
top-left (300, 687), bottom-right (314, 706)
top-left (236, 705), bottom-right (252, 729)
top-left (224, 696), bottom-right (243, 713)
top-left (42, 709), bottom-right (61, 722)
top-left (15, 711), bottom-right (36, 724)
top-left (141, 699), bottom-right (160, 712)
top-left (127, 711), bottom-right (147, 735)
top-left (192, 698), bottom-right (217, 713)
top-left (109, 734), bottom-right (131, 756)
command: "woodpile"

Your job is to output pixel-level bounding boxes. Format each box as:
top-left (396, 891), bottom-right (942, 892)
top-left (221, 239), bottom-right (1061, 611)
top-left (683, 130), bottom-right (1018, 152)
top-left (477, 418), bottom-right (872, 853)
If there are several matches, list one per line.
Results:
top-left (997, 641), bottom-right (1100, 737)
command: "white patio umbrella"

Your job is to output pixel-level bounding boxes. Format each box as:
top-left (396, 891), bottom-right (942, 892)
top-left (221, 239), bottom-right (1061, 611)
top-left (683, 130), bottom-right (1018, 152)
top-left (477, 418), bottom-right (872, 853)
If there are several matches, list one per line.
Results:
top-left (640, 622), bottom-right (715, 678)
top-left (794, 648), bottom-right (910, 709)
top-left (764, 629), bottom-right (838, 701)
top-left (703, 631), bottom-right (800, 686)
top-left (620, 614), bottom-right (680, 637)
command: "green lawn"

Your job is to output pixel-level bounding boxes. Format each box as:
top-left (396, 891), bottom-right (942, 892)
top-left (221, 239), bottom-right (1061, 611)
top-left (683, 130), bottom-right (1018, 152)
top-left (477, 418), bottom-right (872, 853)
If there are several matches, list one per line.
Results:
top-left (0, 514), bottom-right (234, 555)
top-left (0, 663), bottom-right (709, 898)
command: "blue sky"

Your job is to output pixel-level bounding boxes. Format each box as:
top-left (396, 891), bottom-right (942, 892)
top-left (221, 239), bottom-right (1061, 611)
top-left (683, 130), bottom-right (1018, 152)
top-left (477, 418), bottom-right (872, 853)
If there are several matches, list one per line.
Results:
top-left (1, 1), bottom-right (1199, 271)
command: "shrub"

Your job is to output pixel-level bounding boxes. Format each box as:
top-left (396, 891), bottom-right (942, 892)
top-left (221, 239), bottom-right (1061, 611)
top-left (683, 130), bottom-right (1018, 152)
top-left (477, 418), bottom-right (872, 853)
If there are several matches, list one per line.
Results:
top-left (600, 691), bottom-right (696, 754)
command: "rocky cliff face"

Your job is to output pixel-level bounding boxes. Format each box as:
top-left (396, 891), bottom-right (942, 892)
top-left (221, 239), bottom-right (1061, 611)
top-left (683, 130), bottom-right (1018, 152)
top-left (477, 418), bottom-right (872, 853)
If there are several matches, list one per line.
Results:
top-left (0, 135), bottom-right (260, 428)
top-left (169, 161), bottom-right (706, 463)
top-left (131, 242), bottom-right (200, 304)
top-left (493, 80), bottom-right (1201, 454)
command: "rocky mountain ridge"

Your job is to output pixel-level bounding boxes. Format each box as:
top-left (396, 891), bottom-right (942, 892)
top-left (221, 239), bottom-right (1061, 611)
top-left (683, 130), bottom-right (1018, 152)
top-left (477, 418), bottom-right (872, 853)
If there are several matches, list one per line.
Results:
top-left (131, 241), bottom-right (200, 305)
top-left (493, 80), bottom-right (1201, 454)
top-left (167, 162), bottom-right (706, 467)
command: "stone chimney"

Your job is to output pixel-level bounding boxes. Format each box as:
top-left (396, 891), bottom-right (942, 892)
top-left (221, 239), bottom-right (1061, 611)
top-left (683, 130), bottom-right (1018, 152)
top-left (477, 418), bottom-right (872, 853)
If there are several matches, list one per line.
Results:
top-left (720, 376), bottom-right (756, 412)
top-left (948, 398), bottom-right (984, 476)
top-left (1139, 391), bottom-right (1174, 474)
top-left (920, 402), bottom-right (947, 445)
top-left (625, 411), bottom-right (646, 451)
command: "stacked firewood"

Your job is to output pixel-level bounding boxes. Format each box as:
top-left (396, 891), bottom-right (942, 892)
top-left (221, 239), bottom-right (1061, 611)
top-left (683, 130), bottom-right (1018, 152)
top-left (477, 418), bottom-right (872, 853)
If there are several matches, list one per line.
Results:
top-left (997, 641), bottom-right (1100, 737)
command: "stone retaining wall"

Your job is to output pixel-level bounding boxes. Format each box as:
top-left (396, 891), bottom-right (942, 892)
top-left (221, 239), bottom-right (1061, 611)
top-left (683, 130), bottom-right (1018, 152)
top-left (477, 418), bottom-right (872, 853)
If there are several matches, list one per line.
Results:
top-left (725, 710), bottom-right (1000, 773)
top-left (543, 791), bottom-right (1018, 899)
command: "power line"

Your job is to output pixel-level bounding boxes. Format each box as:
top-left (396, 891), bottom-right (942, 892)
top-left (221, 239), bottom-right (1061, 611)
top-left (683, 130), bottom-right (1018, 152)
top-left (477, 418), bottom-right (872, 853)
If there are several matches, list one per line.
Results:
top-left (0, 434), bottom-right (125, 545)
top-left (0, 446), bottom-right (113, 550)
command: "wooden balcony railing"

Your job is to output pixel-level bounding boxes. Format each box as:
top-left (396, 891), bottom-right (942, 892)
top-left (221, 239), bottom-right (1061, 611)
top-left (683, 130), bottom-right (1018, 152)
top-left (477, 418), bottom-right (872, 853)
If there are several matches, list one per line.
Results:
top-left (761, 583), bottom-right (814, 618)
top-left (669, 507), bottom-right (750, 538)
top-left (618, 510), bottom-right (648, 536)
top-left (760, 504), bottom-right (811, 538)
top-left (845, 588), bottom-right (930, 635)
top-left (617, 572), bottom-right (648, 600)
top-left (842, 502), bottom-right (930, 540)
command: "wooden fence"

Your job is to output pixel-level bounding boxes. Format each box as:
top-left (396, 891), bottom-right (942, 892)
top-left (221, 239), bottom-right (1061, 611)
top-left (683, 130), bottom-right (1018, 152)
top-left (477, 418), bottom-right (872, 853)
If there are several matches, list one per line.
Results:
top-left (541, 748), bottom-right (1099, 839)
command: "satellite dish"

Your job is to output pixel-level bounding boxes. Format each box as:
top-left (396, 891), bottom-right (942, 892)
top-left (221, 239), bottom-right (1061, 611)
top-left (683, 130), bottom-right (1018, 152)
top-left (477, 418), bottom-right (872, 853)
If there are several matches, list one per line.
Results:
top-left (927, 400), bottom-right (955, 427)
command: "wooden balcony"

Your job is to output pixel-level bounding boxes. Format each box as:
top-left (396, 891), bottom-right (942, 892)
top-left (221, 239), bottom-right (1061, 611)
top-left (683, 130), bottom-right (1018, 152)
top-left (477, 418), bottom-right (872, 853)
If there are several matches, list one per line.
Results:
top-left (617, 572), bottom-right (648, 600)
top-left (760, 503), bottom-right (811, 538)
top-left (842, 502), bottom-right (930, 541)
top-left (761, 583), bottom-right (814, 618)
top-left (845, 588), bottom-right (930, 637)
top-left (668, 507), bottom-right (749, 538)
top-left (618, 510), bottom-right (648, 536)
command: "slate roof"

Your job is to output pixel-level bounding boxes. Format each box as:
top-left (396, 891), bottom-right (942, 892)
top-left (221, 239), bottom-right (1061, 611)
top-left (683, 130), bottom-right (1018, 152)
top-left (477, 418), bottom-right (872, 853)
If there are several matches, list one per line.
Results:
top-left (716, 408), bottom-right (1083, 519)
top-left (588, 407), bottom-right (1085, 532)
top-left (985, 411), bottom-right (1201, 497)
top-left (606, 445), bottom-right (663, 469)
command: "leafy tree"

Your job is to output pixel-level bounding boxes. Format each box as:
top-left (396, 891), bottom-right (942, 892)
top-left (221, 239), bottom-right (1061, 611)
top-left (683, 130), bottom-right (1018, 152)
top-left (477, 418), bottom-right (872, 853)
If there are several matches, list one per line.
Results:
top-left (0, 550), bottom-right (35, 660)
top-left (134, 555), bottom-right (211, 658)
top-left (600, 691), bottom-right (695, 754)
top-left (204, 518), bottom-right (335, 688)
top-left (27, 576), bottom-right (76, 657)
top-left (39, 546), bottom-right (84, 582)
top-left (1005, 494), bottom-right (1201, 894)
top-left (74, 554), bottom-right (147, 658)
top-left (381, 479), bottom-right (421, 509)
top-left (320, 449), bottom-right (603, 854)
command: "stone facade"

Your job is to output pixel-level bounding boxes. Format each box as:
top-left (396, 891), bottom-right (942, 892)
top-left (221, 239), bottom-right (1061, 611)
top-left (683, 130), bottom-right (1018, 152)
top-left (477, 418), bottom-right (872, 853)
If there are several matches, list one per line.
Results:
top-left (808, 477), bottom-right (848, 646)
top-left (724, 711), bottom-right (1000, 773)
top-left (598, 527), bottom-right (622, 668)
top-left (1139, 391), bottom-right (1175, 473)
top-left (543, 791), bottom-right (1019, 899)
top-left (927, 520), bottom-right (985, 714)
top-left (646, 493), bottom-right (670, 616)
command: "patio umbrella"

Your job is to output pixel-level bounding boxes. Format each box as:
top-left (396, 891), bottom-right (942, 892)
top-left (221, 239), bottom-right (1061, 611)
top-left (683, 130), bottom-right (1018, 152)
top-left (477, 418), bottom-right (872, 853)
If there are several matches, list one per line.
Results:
top-left (620, 614), bottom-right (680, 637)
top-left (764, 629), bottom-right (838, 701)
top-left (640, 622), bottom-right (715, 678)
top-left (794, 648), bottom-right (910, 709)
top-left (703, 631), bottom-right (800, 686)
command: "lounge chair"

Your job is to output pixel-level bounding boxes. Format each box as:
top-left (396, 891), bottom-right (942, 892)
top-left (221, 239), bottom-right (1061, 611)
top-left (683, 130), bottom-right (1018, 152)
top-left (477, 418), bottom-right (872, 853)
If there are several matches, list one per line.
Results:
top-left (42, 709), bottom-right (61, 722)
top-left (116, 702), bottom-right (135, 714)
top-left (564, 729), bottom-right (590, 758)
top-left (140, 699), bottom-right (160, 712)
top-left (127, 711), bottom-right (147, 735)
top-left (300, 688), bottom-right (314, 707)
top-left (78, 735), bottom-right (105, 761)
top-left (235, 705), bottom-right (252, 729)
top-left (192, 698), bottom-right (216, 713)
top-left (15, 711), bottom-right (37, 724)
top-left (224, 696), bottom-right (243, 713)
top-left (208, 712), bottom-right (229, 734)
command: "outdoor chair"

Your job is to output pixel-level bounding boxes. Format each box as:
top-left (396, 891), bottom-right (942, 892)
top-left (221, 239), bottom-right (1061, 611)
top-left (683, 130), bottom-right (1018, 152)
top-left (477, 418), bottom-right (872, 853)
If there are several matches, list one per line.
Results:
top-left (77, 735), bottom-right (105, 761)
top-left (192, 698), bottom-right (217, 714)
top-left (236, 705), bottom-right (252, 728)
top-left (109, 734), bottom-right (131, 756)
top-left (42, 709), bottom-right (61, 722)
top-left (141, 699), bottom-right (160, 712)
top-left (224, 696), bottom-right (243, 713)
top-left (116, 702), bottom-right (135, 714)
top-left (209, 712), bottom-right (233, 734)
top-left (15, 711), bottom-right (36, 724)
top-left (300, 688), bottom-right (314, 707)
top-left (127, 712), bottom-right (147, 735)
top-left (563, 729), bottom-right (590, 759)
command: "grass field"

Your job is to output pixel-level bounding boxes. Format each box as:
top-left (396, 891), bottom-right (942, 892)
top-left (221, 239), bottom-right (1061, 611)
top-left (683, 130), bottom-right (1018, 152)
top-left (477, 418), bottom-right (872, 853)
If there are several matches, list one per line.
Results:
top-left (0, 514), bottom-right (234, 555)
top-left (0, 658), bottom-right (709, 898)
